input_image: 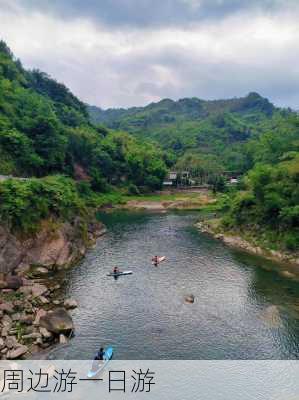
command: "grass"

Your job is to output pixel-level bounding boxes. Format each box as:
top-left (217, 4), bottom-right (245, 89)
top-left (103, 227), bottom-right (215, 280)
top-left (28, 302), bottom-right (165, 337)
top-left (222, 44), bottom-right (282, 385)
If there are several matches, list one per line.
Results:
top-left (123, 191), bottom-right (213, 203)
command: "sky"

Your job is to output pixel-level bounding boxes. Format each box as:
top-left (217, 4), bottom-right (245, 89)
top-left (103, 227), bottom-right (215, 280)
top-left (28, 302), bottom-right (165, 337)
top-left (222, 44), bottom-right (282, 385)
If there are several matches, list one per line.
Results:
top-left (0, 0), bottom-right (298, 109)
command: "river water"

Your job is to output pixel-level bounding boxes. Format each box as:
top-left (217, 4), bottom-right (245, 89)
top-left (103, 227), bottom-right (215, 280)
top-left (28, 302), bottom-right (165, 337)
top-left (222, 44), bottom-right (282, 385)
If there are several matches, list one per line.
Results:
top-left (51, 211), bottom-right (299, 359)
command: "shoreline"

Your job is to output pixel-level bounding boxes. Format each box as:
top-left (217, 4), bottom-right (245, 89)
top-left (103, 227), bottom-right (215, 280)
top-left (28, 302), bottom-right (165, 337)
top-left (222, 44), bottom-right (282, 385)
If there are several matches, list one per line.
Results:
top-left (114, 189), bottom-right (217, 212)
top-left (196, 219), bottom-right (299, 277)
top-left (0, 218), bottom-right (107, 360)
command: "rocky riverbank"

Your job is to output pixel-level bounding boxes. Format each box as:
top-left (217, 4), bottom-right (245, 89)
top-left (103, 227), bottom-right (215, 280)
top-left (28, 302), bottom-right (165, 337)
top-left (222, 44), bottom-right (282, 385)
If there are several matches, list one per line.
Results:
top-left (0, 217), bottom-right (106, 274)
top-left (196, 219), bottom-right (299, 276)
top-left (0, 216), bottom-right (107, 359)
top-left (0, 271), bottom-right (79, 359)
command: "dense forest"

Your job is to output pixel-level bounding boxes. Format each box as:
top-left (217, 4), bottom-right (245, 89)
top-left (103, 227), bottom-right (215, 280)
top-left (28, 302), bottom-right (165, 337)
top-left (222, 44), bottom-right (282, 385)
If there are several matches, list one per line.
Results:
top-left (88, 94), bottom-right (293, 173)
top-left (0, 41), bottom-right (167, 232)
top-left (223, 113), bottom-right (299, 251)
top-left (90, 91), bottom-right (299, 252)
top-left (0, 39), bottom-right (298, 251)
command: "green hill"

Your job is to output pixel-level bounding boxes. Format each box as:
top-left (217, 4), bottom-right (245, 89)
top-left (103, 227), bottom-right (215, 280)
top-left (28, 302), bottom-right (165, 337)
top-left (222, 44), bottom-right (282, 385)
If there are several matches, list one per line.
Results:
top-left (0, 40), bottom-right (167, 232)
top-left (88, 93), bottom-right (294, 172)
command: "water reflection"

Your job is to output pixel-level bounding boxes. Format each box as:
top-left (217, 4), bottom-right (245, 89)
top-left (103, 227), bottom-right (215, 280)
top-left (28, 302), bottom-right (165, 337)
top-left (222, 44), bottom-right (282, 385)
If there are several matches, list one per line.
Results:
top-left (50, 212), bottom-right (299, 359)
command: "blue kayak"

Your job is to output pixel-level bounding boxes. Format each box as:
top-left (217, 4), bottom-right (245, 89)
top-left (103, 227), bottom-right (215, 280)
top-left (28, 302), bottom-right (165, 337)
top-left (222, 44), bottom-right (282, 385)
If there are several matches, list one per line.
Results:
top-left (87, 347), bottom-right (113, 378)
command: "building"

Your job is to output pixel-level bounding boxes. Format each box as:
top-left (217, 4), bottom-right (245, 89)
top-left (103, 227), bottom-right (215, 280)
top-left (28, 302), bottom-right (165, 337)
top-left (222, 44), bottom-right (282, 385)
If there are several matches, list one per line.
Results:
top-left (163, 172), bottom-right (178, 187)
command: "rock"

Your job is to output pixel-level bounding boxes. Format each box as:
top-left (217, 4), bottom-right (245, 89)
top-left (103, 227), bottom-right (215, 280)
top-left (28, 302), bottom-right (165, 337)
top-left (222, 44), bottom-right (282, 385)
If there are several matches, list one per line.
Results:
top-left (185, 295), bottom-right (195, 304)
top-left (39, 327), bottom-right (52, 339)
top-left (1, 289), bottom-right (13, 294)
top-left (33, 309), bottom-right (47, 326)
top-left (0, 217), bottom-right (105, 275)
top-left (5, 275), bottom-right (23, 290)
top-left (37, 296), bottom-right (50, 305)
top-left (22, 332), bottom-right (41, 340)
top-left (39, 308), bottom-right (74, 335)
top-left (5, 336), bottom-right (17, 350)
top-left (2, 314), bottom-right (12, 327)
top-left (13, 300), bottom-right (24, 311)
top-left (34, 338), bottom-right (43, 346)
top-left (280, 270), bottom-right (296, 279)
top-left (35, 267), bottom-right (49, 275)
top-left (31, 284), bottom-right (48, 298)
top-left (0, 338), bottom-right (5, 350)
top-left (59, 334), bottom-right (68, 344)
top-left (261, 305), bottom-right (282, 328)
top-left (20, 314), bottom-right (34, 325)
top-left (53, 300), bottom-right (61, 305)
top-left (15, 264), bottom-right (30, 277)
top-left (1, 327), bottom-right (9, 337)
top-left (0, 280), bottom-right (6, 289)
top-left (0, 310), bottom-right (3, 318)
top-left (11, 313), bottom-right (22, 322)
top-left (0, 302), bottom-right (14, 314)
top-left (1, 347), bottom-right (7, 354)
top-left (6, 345), bottom-right (28, 359)
top-left (18, 286), bottom-right (32, 296)
top-left (25, 326), bottom-right (34, 334)
top-left (63, 298), bottom-right (78, 310)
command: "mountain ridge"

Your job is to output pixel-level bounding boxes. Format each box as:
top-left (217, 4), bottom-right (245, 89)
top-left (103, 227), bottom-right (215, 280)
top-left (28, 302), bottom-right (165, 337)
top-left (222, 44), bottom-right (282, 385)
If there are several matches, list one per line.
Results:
top-left (87, 92), bottom-right (290, 171)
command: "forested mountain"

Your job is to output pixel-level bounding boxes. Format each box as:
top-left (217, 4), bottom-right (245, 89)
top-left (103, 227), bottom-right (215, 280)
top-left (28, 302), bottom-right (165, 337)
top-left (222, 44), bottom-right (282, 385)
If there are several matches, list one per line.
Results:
top-left (0, 40), bottom-right (167, 232)
top-left (0, 40), bottom-right (166, 186)
top-left (89, 90), bottom-right (299, 251)
top-left (88, 93), bottom-right (293, 172)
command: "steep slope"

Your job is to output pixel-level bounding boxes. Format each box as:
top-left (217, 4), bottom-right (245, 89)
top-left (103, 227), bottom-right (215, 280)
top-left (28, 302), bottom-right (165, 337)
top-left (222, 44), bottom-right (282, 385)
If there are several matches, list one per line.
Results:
top-left (0, 40), bottom-right (166, 189)
top-left (0, 40), bottom-right (167, 238)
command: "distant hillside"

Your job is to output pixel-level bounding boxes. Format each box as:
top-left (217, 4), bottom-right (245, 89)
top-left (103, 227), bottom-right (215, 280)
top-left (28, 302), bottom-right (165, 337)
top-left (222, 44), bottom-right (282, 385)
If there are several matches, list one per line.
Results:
top-left (88, 93), bottom-right (290, 171)
top-left (89, 92), bottom-right (275, 127)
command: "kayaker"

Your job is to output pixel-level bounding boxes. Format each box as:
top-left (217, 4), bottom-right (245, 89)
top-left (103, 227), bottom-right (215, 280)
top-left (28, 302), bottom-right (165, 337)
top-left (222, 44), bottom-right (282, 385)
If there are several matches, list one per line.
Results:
top-left (113, 266), bottom-right (119, 274)
top-left (152, 256), bottom-right (158, 267)
top-left (94, 347), bottom-right (105, 361)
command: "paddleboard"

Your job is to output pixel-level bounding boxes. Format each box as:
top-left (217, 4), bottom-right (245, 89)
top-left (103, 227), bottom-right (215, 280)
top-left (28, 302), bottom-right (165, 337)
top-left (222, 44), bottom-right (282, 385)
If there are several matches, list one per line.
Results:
top-left (107, 271), bottom-right (133, 277)
top-left (152, 256), bottom-right (166, 265)
top-left (87, 347), bottom-right (113, 378)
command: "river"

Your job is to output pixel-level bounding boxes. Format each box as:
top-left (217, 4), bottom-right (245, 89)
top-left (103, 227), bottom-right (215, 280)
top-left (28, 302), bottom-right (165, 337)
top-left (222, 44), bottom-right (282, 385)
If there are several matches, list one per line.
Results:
top-left (50, 211), bottom-right (299, 359)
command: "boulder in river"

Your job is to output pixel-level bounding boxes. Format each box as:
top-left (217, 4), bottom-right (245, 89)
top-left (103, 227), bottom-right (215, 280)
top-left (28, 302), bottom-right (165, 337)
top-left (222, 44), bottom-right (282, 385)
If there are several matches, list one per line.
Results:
top-left (64, 298), bottom-right (78, 310)
top-left (39, 308), bottom-right (74, 335)
top-left (261, 305), bottom-right (282, 328)
top-left (39, 327), bottom-right (53, 339)
top-left (59, 334), bottom-right (68, 344)
top-left (184, 294), bottom-right (195, 304)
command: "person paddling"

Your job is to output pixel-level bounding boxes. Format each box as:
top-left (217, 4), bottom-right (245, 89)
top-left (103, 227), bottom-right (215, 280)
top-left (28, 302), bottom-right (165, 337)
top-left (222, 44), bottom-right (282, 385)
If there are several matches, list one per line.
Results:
top-left (113, 266), bottom-right (119, 274)
top-left (94, 347), bottom-right (105, 361)
top-left (152, 256), bottom-right (159, 267)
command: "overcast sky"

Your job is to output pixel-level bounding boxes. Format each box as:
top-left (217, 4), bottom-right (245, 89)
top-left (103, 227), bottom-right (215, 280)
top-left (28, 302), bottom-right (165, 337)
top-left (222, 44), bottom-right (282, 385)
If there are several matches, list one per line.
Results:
top-left (0, 0), bottom-right (298, 109)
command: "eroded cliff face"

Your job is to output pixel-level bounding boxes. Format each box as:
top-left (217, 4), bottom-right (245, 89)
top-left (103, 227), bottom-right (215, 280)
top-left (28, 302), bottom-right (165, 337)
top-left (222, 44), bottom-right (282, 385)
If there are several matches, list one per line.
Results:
top-left (0, 218), bottom-right (106, 274)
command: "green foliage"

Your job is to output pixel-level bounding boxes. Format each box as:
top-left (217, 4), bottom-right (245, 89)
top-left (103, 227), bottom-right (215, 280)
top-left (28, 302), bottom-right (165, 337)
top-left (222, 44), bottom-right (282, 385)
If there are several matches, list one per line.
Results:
top-left (0, 176), bottom-right (85, 233)
top-left (0, 41), bottom-right (167, 192)
top-left (225, 119), bottom-right (299, 251)
top-left (88, 92), bottom-right (284, 173)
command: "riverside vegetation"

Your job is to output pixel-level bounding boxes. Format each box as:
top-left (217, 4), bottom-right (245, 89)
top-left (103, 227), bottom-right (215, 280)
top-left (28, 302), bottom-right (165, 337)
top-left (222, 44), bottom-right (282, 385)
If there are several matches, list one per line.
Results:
top-left (0, 39), bottom-right (299, 358)
top-left (90, 87), bottom-right (299, 257)
top-left (0, 40), bottom-right (167, 358)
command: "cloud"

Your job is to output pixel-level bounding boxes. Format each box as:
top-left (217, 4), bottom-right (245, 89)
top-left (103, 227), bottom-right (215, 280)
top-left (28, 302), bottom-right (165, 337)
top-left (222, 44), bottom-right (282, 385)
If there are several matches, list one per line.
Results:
top-left (2, 0), bottom-right (298, 28)
top-left (0, 0), bottom-right (298, 108)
